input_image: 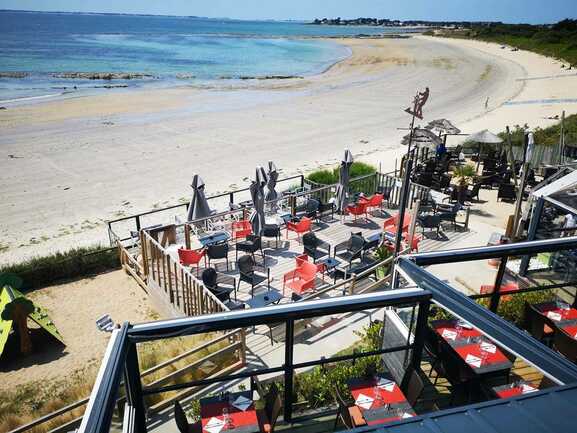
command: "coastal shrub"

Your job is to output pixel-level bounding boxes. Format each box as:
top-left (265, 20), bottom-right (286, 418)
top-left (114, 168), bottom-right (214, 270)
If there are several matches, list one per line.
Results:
top-left (435, 20), bottom-right (577, 66)
top-left (0, 245), bottom-right (120, 291)
top-left (306, 162), bottom-right (377, 186)
top-left (306, 169), bottom-right (336, 186)
top-left (499, 114), bottom-right (577, 148)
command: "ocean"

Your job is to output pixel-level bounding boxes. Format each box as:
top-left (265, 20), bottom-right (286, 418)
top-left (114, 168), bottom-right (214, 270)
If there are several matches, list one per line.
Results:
top-left (0, 11), bottom-right (409, 103)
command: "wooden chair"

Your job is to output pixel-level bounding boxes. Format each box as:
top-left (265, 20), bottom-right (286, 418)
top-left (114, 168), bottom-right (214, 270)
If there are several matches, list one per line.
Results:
top-left (523, 302), bottom-right (555, 345)
top-left (553, 326), bottom-right (577, 363)
top-left (174, 401), bottom-right (201, 433)
top-left (332, 386), bottom-right (367, 431)
top-left (256, 383), bottom-right (282, 433)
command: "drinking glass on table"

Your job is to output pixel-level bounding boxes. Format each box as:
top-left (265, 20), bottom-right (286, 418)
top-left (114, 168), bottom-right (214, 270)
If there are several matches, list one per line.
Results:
top-left (374, 385), bottom-right (382, 403)
top-left (222, 407), bottom-right (232, 430)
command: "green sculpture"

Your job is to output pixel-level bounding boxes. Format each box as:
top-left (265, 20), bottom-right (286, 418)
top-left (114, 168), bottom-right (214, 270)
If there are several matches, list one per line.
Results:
top-left (0, 273), bottom-right (64, 358)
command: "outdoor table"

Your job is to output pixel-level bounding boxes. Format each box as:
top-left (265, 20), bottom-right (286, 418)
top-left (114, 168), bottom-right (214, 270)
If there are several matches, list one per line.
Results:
top-left (492, 380), bottom-right (539, 399)
top-left (348, 375), bottom-right (415, 426)
top-left (200, 391), bottom-right (258, 433)
top-left (363, 232), bottom-right (382, 251)
top-left (245, 289), bottom-right (283, 309)
top-left (534, 301), bottom-right (577, 327)
top-left (317, 256), bottom-right (342, 283)
top-left (431, 319), bottom-right (513, 376)
top-left (199, 231), bottom-right (231, 247)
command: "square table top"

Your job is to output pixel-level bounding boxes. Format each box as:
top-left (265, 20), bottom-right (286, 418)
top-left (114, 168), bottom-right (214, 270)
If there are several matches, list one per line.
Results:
top-left (318, 256), bottom-right (341, 269)
top-left (431, 320), bottom-right (513, 375)
top-left (348, 375), bottom-right (415, 426)
top-left (200, 391), bottom-right (258, 433)
top-left (534, 301), bottom-right (577, 325)
top-left (245, 289), bottom-right (283, 309)
top-left (199, 231), bottom-right (231, 247)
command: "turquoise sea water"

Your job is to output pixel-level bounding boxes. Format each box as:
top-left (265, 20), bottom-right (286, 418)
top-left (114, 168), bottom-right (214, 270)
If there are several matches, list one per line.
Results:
top-left (0, 11), bottom-right (409, 102)
top-left (0, 11), bottom-right (414, 101)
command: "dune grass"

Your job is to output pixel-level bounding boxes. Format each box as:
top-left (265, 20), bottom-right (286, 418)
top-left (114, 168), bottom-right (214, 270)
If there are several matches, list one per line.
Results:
top-left (433, 19), bottom-right (577, 66)
top-left (0, 332), bottom-right (238, 433)
top-left (0, 245), bottom-right (120, 291)
top-left (306, 161), bottom-right (377, 185)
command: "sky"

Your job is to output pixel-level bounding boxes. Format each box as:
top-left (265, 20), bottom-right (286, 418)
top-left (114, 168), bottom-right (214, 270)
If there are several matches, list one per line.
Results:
top-left (0, 0), bottom-right (575, 24)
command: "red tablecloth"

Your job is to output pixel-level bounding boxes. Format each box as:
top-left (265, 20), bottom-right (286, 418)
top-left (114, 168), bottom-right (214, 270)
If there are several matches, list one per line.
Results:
top-left (454, 343), bottom-right (509, 370)
top-left (535, 302), bottom-right (577, 322)
top-left (560, 324), bottom-right (577, 338)
top-left (348, 377), bottom-right (415, 426)
top-left (200, 393), bottom-right (258, 433)
top-left (433, 320), bottom-right (482, 341)
top-left (493, 381), bottom-right (539, 399)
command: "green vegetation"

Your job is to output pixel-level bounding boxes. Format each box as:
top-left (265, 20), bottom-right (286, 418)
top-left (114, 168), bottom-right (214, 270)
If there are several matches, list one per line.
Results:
top-left (249, 322), bottom-right (384, 413)
top-left (0, 245), bottom-right (120, 291)
top-left (430, 290), bottom-right (556, 328)
top-left (0, 332), bottom-right (232, 433)
top-left (436, 20), bottom-right (577, 66)
top-left (498, 114), bottom-right (577, 147)
top-left (306, 162), bottom-right (377, 185)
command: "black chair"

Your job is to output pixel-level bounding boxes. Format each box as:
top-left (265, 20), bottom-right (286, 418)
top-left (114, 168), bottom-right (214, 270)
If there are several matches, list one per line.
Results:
top-left (318, 199), bottom-right (335, 221)
top-left (523, 302), bottom-right (555, 345)
top-left (262, 224), bottom-right (281, 248)
top-left (256, 383), bottom-right (282, 433)
top-left (206, 242), bottom-right (229, 270)
top-left (553, 326), bottom-right (577, 363)
top-left (201, 268), bottom-right (235, 302)
top-left (174, 401), bottom-right (201, 433)
top-left (437, 344), bottom-right (476, 404)
top-left (417, 214), bottom-right (441, 237)
top-left (332, 386), bottom-right (367, 430)
top-left (437, 203), bottom-right (461, 230)
top-left (302, 232), bottom-right (331, 262)
top-left (401, 369), bottom-right (425, 407)
top-left (466, 182), bottom-right (482, 202)
top-left (236, 234), bottom-right (264, 261)
top-left (497, 183), bottom-right (516, 202)
top-left (237, 255), bottom-right (270, 297)
top-left (304, 198), bottom-right (320, 222)
top-left (334, 234), bottom-right (365, 269)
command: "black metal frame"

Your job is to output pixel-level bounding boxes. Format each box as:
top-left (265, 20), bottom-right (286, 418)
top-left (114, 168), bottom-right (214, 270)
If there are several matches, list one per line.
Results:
top-left (78, 237), bottom-right (577, 433)
top-left (78, 290), bottom-right (430, 433)
top-left (396, 236), bottom-right (577, 385)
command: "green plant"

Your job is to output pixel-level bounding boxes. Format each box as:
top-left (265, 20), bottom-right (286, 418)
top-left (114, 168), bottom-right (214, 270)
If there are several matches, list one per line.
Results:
top-left (306, 162), bottom-right (377, 186)
top-left (479, 290), bottom-right (556, 327)
top-left (372, 246), bottom-right (393, 279)
top-left (306, 169), bottom-right (336, 186)
top-left (0, 245), bottom-right (120, 291)
top-left (452, 163), bottom-right (476, 186)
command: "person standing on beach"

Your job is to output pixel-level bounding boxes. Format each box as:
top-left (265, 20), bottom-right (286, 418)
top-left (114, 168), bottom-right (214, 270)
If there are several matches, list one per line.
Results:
top-left (485, 97), bottom-right (489, 110)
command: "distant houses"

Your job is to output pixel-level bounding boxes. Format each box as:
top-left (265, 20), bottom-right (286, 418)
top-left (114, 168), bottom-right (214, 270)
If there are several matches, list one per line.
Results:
top-left (311, 17), bottom-right (501, 29)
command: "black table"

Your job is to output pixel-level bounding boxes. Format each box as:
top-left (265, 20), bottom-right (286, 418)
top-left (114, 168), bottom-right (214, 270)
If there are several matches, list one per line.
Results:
top-left (245, 289), bottom-right (283, 309)
top-left (318, 256), bottom-right (342, 283)
top-left (199, 231), bottom-right (230, 247)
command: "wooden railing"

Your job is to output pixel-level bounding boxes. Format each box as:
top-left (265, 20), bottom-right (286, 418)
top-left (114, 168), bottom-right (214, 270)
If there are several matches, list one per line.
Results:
top-left (141, 230), bottom-right (229, 317)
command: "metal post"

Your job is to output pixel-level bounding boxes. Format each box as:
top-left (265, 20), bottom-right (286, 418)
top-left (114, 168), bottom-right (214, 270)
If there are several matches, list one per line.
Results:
top-left (520, 197), bottom-right (545, 275)
top-left (489, 256), bottom-right (509, 313)
top-left (512, 133), bottom-right (530, 240)
top-left (395, 156), bottom-right (413, 255)
top-left (410, 299), bottom-right (430, 371)
top-left (124, 342), bottom-right (147, 433)
top-left (136, 215), bottom-right (141, 232)
top-left (283, 319), bottom-right (295, 423)
top-left (559, 110), bottom-right (566, 164)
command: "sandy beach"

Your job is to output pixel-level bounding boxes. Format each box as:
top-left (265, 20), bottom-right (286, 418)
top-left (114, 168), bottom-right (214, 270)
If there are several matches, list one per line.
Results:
top-left (0, 35), bottom-right (576, 263)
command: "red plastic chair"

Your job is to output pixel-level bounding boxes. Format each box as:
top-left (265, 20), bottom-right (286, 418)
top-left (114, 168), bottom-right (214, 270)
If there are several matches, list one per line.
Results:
top-left (177, 247), bottom-right (206, 276)
top-left (383, 212), bottom-right (411, 237)
top-left (232, 220), bottom-right (252, 240)
top-left (403, 232), bottom-right (422, 252)
top-left (296, 253), bottom-right (326, 280)
top-left (361, 193), bottom-right (384, 215)
top-left (346, 201), bottom-right (370, 222)
top-left (480, 282), bottom-right (519, 301)
top-left (283, 260), bottom-right (318, 295)
top-left (286, 217), bottom-right (312, 240)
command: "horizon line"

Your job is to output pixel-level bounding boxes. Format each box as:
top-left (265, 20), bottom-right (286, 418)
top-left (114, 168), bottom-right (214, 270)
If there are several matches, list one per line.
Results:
top-left (0, 8), bottom-right (567, 25)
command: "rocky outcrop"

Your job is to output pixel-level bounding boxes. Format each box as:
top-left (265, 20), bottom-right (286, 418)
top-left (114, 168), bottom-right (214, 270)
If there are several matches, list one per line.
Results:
top-left (50, 72), bottom-right (156, 80)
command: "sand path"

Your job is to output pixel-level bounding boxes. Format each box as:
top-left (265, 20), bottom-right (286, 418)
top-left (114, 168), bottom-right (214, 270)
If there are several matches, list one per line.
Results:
top-left (0, 35), bottom-right (575, 263)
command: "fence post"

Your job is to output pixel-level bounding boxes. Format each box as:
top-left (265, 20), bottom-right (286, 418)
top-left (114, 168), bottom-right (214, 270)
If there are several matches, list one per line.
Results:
top-left (124, 342), bottom-right (147, 433)
top-left (283, 319), bottom-right (295, 423)
top-left (136, 215), bottom-right (141, 232)
top-left (489, 257), bottom-right (509, 313)
top-left (410, 299), bottom-right (430, 372)
top-left (300, 175), bottom-right (304, 189)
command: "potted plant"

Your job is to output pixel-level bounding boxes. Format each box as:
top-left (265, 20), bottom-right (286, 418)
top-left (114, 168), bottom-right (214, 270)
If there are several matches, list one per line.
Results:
top-left (451, 164), bottom-right (476, 204)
